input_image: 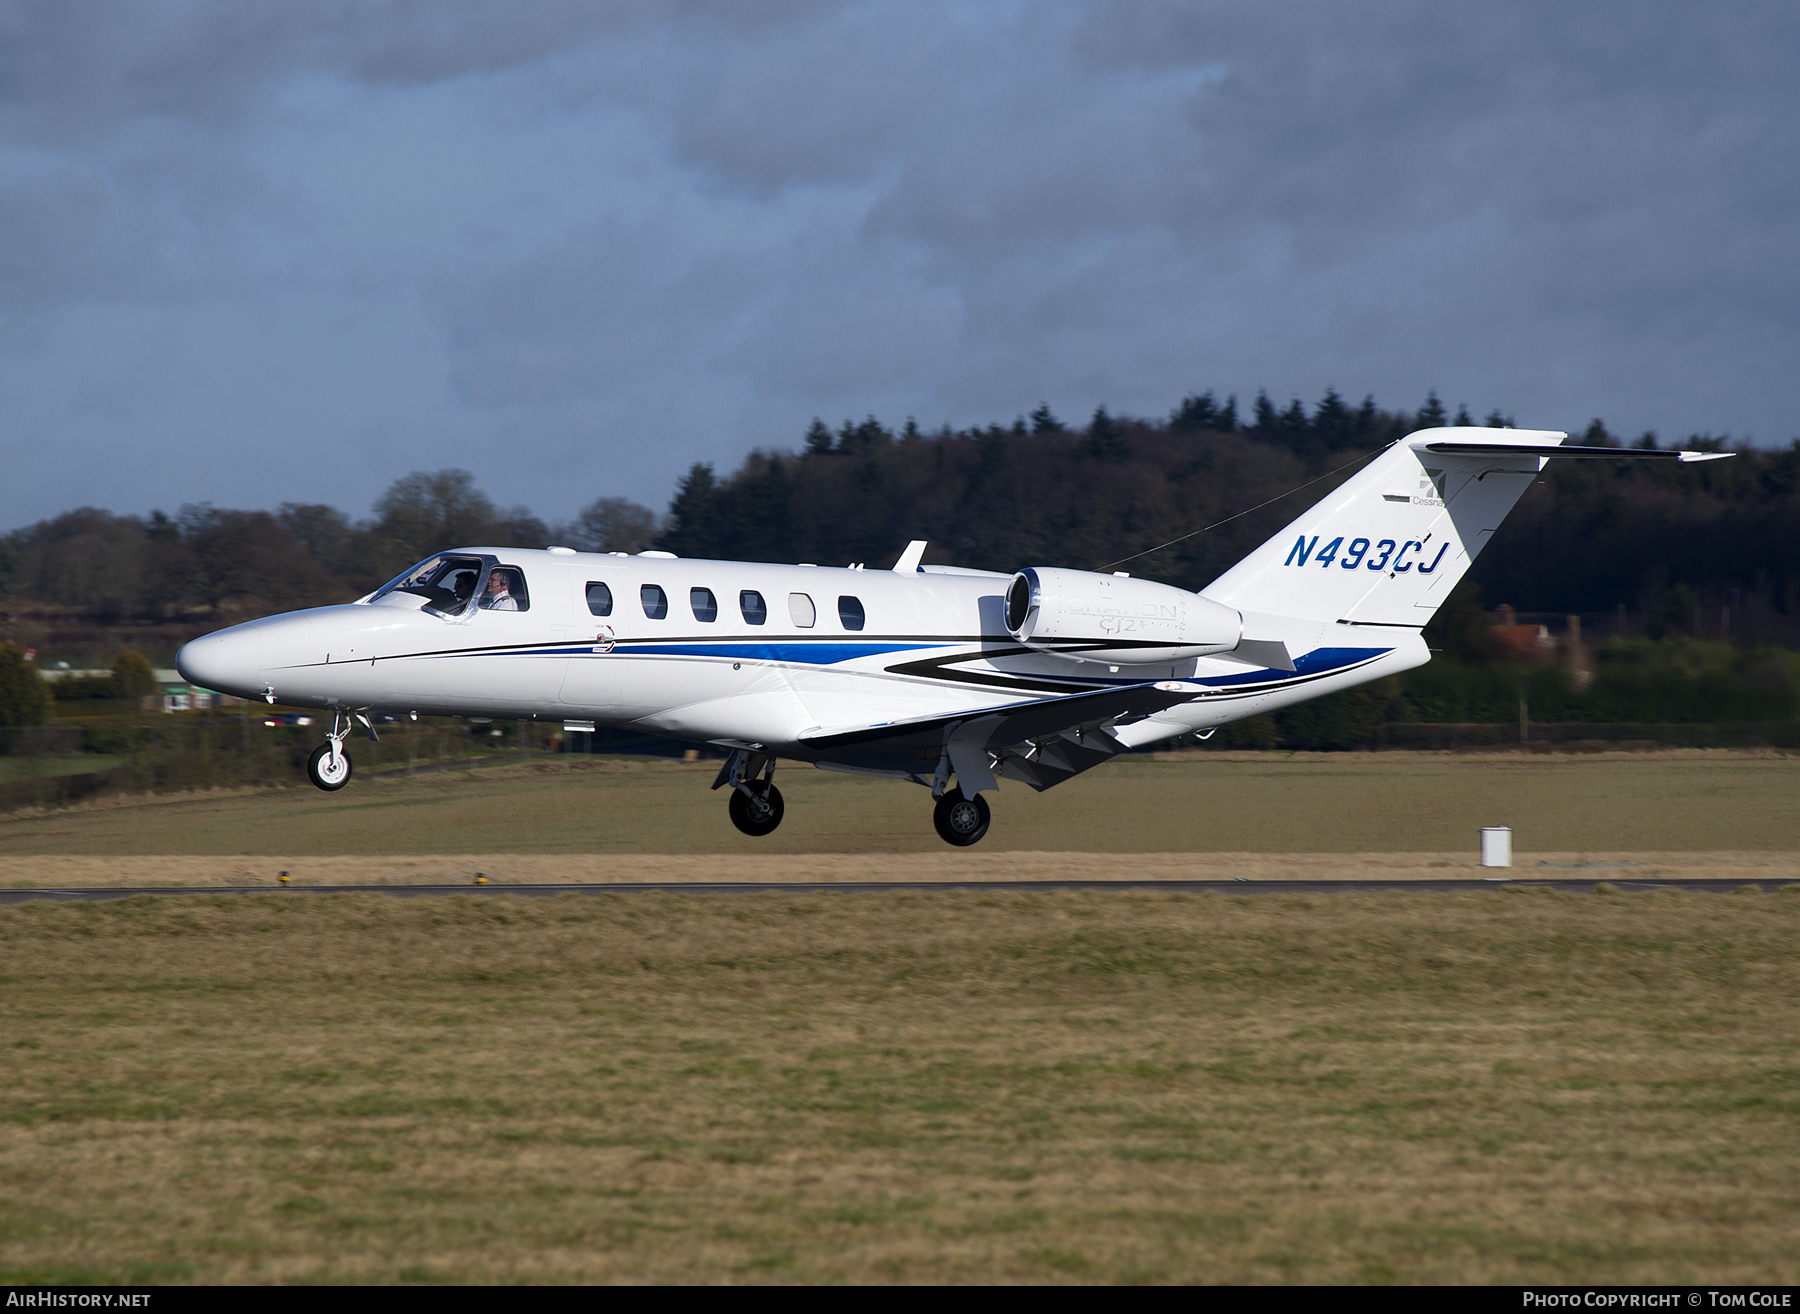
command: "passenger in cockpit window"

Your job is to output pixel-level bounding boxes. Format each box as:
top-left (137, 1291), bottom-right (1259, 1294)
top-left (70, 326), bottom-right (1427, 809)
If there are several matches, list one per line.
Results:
top-left (482, 568), bottom-right (520, 611)
top-left (423, 569), bottom-right (477, 614)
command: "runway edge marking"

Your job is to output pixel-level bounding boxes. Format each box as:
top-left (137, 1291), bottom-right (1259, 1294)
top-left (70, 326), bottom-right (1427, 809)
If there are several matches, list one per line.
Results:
top-left (2, 878), bottom-right (1795, 903)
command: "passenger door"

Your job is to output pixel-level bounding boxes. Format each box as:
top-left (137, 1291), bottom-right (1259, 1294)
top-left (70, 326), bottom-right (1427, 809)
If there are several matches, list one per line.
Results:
top-left (407, 563), bottom-right (566, 714)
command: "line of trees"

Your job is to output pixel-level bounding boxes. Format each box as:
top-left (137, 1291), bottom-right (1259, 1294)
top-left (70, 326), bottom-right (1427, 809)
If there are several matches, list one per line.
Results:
top-left (0, 471), bottom-right (661, 622)
top-left (4, 385), bottom-right (1797, 646)
top-left (7, 382), bottom-right (1800, 757)
top-left (658, 394), bottom-right (1798, 640)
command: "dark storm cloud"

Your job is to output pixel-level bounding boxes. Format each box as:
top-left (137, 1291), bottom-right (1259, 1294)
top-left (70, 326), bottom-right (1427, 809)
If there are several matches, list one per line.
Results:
top-left (430, 0), bottom-right (1800, 430)
top-left (1, 0), bottom-right (1795, 531)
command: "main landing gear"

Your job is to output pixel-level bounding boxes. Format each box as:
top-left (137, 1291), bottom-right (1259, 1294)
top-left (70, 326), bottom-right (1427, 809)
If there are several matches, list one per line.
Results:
top-left (932, 789), bottom-right (990, 847)
top-left (710, 747), bottom-right (992, 846)
top-left (714, 749), bottom-right (784, 837)
top-left (306, 712), bottom-right (376, 792)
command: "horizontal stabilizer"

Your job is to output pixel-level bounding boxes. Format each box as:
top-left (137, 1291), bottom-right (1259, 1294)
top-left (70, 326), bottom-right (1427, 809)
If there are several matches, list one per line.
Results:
top-left (1422, 441), bottom-right (1734, 464)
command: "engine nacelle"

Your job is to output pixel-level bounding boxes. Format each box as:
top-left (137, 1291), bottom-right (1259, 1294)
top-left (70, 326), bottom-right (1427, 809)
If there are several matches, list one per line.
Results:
top-left (1005, 567), bottom-right (1243, 665)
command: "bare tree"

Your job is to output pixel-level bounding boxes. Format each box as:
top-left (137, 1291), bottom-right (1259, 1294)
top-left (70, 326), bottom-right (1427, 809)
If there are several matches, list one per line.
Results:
top-left (567, 497), bottom-right (659, 554)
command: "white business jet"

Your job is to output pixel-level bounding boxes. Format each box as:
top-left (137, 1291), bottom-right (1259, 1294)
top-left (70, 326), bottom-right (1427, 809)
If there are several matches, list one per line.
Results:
top-left (177, 428), bottom-right (1728, 846)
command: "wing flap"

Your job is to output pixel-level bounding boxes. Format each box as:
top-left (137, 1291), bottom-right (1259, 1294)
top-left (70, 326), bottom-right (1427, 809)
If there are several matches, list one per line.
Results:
top-left (799, 681), bottom-right (1205, 753)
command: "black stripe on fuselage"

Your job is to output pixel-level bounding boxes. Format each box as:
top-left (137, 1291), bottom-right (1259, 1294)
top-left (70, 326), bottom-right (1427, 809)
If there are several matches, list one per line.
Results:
top-left (273, 635), bottom-right (1385, 704)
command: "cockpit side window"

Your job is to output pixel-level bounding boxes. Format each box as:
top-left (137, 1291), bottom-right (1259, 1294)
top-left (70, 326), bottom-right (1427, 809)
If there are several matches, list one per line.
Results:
top-left (370, 554), bottom-right (486, 618)
top-left (479, 566), bottom-right (530, 612)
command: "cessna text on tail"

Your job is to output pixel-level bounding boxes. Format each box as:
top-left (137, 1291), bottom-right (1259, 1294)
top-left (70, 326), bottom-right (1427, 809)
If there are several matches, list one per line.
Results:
top-left (177, 428), bottom-right (1730, 846)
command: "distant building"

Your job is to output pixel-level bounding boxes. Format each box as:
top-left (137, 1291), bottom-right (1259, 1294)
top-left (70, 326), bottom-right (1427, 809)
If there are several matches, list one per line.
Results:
top-left (38, 666), bottom-right (235, 712)
top-left (1487, 604), bottom-right (1552, 660)
top-left (1488, 606), bottom-right (1593, 686)
top-left (153, 669), bottom-right (236, 712)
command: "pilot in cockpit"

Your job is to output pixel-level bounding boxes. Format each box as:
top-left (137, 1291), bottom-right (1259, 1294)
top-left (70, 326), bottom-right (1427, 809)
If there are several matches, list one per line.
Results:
top-left (482, 567), bottom-right (520, 611)
top-left (449, 571), bottom-right (477, 608)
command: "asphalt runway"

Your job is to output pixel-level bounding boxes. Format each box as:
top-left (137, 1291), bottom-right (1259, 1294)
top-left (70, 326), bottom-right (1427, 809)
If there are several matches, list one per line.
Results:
top-left (1, 878), bottom-right (1792, 903)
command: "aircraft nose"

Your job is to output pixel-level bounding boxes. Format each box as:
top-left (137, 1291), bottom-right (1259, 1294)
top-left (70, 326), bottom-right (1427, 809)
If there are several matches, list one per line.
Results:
top-left (176, 627), bottom-right (263, 700)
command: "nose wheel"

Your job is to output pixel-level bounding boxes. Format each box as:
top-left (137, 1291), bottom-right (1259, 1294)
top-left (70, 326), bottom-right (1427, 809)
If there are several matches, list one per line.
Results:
top-left (728, 781), bottom-right (785, 837)
top-left (307, 742), bottom-right (352, 790)
top-left (933, 790), bottom-right (990, 847)
top-left (306, 713), bottom-right (356, 791)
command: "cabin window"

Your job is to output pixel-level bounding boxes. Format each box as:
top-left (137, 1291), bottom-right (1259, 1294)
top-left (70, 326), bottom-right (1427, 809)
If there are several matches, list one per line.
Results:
top-left (788, 593), bottom-right (816, 628)
top-left (837, 596), bottom-right (866, 631)
top-left (640, 584), bottom-right (668, 620)
top-left (585, 582), bottom-right (613, 617)
top-left (479, 566), bottom-right (530, 612)
top-left (740, 590), bottom-right (768, 625)
top-left (691, 587), bottom-right (718, 622)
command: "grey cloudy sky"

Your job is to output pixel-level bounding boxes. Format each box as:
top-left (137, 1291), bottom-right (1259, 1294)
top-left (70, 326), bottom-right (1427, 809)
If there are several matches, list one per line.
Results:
top-left (3, 0), bottom-right (1795, 530)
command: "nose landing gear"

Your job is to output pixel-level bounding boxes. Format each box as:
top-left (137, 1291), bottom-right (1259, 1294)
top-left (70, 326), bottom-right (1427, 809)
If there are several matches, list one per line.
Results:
top-left (305, 713), bottom-right (357, 791)
top-left (932, 789), bottom-right (990, 847)
top-left (714, 748), bottom-right (784, 837)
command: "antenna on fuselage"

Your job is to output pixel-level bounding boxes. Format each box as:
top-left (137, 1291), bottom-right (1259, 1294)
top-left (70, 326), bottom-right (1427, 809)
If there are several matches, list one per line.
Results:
top-left (892, 540), bottom-right (928, 573)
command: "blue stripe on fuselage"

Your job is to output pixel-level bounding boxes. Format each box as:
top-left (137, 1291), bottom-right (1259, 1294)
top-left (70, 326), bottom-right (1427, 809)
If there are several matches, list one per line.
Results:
top-left (415, 641), bottom-right (945, 665)
top-left (615, 642), bottom-right (940, 664)
top-left (1194, 646), bottom-right (1390, 687)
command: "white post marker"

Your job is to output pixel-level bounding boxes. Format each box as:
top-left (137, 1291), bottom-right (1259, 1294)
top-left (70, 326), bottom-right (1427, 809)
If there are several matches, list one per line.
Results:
top-left (1480, 827), bottom-right (1513, 868)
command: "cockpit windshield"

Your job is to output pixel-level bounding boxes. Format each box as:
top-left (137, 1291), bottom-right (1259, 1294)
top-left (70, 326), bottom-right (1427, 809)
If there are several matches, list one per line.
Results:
top-left (368, 554), bottom-right (488, 618)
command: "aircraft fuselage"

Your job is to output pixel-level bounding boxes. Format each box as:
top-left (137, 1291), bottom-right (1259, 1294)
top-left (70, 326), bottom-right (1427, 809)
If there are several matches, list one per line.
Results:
top-left (177, 548), bottom-right (1418, 769)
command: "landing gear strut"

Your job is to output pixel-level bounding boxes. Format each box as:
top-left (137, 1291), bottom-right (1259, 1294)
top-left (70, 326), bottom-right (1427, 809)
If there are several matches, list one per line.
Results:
top-left (307, 714), bottom-right (352, 791)
top-left (714, 748), bottom-right (784, 837)
top-left (933, 789), bottom-right (990, 847)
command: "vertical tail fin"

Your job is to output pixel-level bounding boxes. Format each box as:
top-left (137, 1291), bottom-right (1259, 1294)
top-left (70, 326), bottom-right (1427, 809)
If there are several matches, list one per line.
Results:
top-left (1200, 427), bottom-right (1565, 628)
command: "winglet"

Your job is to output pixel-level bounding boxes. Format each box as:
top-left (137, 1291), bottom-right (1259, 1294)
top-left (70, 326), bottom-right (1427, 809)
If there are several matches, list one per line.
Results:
top-left (892, 540), bottom-right (928, 573)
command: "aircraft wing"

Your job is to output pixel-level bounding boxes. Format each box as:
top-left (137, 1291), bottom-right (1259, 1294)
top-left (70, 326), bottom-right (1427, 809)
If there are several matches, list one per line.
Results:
top-left (800, 681), bottom-right (1207, 793)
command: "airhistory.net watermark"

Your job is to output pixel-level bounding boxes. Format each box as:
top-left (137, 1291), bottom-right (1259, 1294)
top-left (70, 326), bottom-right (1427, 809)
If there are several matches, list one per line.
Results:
top-left (6, 1297), bottom-right (152, 1307)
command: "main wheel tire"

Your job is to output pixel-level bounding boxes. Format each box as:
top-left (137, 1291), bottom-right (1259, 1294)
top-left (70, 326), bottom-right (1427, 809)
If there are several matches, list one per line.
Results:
top-left (728, 781), bottom-right (785, 837)
top-left (307, 743), bottom-right (352, 791)
top-left (933, 790), bottom-right (991, 847)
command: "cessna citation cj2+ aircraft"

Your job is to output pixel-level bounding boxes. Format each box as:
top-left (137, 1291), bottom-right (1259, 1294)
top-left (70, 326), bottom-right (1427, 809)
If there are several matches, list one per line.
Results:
top-left (177, 428), bottom-right (1728, 846)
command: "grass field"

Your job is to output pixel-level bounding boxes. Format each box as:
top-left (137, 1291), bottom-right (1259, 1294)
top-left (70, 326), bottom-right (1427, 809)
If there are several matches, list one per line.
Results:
top-left (2, 750), bottom-right (1798, 858)
top-left (0, 755), bottom-right (126, 784)
top-left (4, 751), bottom-right (1797, 1285)
top-left (2, 888), bottom-right (1798, 1284)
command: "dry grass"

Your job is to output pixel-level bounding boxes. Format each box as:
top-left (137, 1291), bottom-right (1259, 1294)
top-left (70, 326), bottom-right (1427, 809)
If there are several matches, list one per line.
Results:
top-left (2, 750), bottom-right (1798, 858)
top-left (3, 889), bottom-right (1799, 1284)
